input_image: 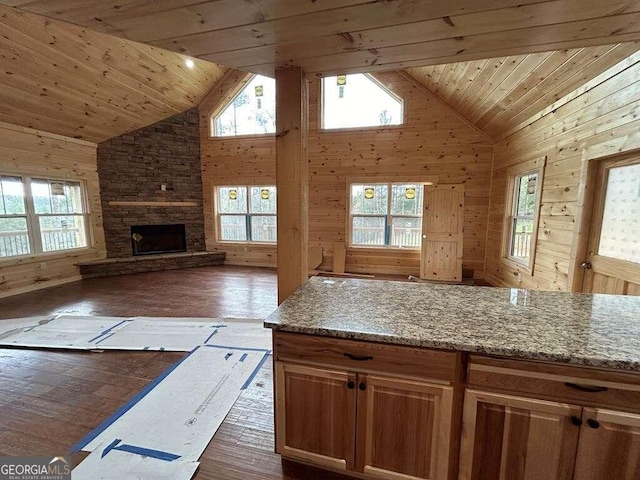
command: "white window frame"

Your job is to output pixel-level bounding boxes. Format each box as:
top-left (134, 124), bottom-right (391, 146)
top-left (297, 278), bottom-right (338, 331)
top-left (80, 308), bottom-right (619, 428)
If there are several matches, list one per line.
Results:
top-left (348, 182), bottom-right (423, 250)
top-left (209, 73), bottom-right (276, 138)
top-left (320, 73), bottom-right (405, 132)
top-left (215, 185), bottom-right (277, 244)
top-left (0, 174), bottom-right (91, 259)
top-left (501, 156), bottom-right (546, 274)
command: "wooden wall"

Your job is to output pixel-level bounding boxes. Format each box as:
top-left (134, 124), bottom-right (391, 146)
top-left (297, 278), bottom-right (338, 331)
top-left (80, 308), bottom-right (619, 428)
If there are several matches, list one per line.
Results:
top-left (200, 70), bottom-right (493, 277)
top-left (485, 53), bottom-right (640, 290)
top-left (0, 123), bottom-right (106, 298)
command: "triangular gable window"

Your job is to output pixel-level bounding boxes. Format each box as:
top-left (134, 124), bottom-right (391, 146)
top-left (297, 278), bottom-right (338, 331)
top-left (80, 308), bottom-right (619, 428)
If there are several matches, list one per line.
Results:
top-left (212, 74), bottom-right (275, 137)
top-left (322, 74), bottom-right (404, 130)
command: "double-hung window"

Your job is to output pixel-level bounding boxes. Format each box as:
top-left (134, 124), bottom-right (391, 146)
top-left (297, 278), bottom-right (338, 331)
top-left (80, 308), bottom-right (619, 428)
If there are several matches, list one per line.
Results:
top-left (349, 183), bottom-right (423, 248)
top-left (0, 175), bottom-right (89, 259)
top-left (502, 157), bottom-right (545, 272)
top-left (216, 186), bottom-right (277, 243)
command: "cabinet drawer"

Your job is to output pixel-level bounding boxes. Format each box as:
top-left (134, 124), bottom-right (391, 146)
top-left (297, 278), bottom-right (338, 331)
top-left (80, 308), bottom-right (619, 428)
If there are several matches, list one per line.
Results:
top-left (274, 331), bottom-right (458, 382)
top-left (468, 356), bottom-right (640, 412)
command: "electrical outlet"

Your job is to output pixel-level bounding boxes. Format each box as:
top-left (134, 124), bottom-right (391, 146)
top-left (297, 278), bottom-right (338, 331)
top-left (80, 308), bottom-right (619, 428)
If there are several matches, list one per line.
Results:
top-left (39, 262), bottom-right (47, 270)
top-left (516, 271), bottom-right (522, 283)
top-left (160, 184), bottom-right (167, 191)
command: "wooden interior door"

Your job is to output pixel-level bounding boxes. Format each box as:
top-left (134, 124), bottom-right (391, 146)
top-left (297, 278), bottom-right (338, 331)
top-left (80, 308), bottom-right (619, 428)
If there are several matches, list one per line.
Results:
top-left (582, 157), bottom-right (640, 295)
top-left (275, 362), bottom-right (356, 471)
top-left (355, 374), bottom-right (454, 480)
top-left (573, 408), bottom-right (640, 480)
top-left (458, 390), bottom-right (581, 480)
top-left (420, 185), bottom-right (464, 281)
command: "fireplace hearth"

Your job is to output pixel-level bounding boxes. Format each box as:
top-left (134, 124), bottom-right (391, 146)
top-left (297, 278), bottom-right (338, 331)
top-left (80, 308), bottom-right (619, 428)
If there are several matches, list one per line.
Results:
top-left (131, 224), bottom-right (187, 256)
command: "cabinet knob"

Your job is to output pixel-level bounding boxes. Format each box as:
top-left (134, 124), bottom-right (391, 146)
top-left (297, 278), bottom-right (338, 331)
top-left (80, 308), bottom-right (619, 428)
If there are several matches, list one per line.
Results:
top-left (587, 419), bottom-right (600, 429)
top-left (359, 382), bottom-right (367, 391)
top-left (347, 381), bottom-right (355, 390)
top-left (570, 416), bottom-right (583, 427)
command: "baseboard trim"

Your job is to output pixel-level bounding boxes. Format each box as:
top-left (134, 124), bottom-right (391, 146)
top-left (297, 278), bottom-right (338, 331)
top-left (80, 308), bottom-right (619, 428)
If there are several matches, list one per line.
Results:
top-left (0, 275), bottom-right (83, 299)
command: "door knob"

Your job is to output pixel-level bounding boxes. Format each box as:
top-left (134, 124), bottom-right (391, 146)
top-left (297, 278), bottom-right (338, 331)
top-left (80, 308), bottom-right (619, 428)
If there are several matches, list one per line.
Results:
top-left (581, 262), bottom-right (592, 269)
top-left (422, 235), bottom-right (427, 239)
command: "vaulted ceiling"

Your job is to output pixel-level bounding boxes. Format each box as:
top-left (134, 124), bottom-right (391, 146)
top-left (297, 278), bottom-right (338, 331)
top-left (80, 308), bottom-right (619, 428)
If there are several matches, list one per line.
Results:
top-left (406, 43), bottom-right (640, 139)
top-left (0, 5), bottom-right (228, 142)
top-left (3, 0), bottom-right (640, 76)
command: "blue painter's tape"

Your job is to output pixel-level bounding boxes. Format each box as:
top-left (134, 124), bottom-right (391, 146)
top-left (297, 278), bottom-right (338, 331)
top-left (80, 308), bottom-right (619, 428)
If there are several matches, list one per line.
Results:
top-left (239, 353), bottom-right (248, 362)
top-left (101, 439), bottom-right (121, 458)
top-left (70, 346), bottom-right (201, 453)
top-left (203, 329), bottom-right (218, 344)
top-left (94, 332), bottom-right (115, 345)
top-left (114, 443), bottom-right (181, 462)
top-left (241, 352), bottom-right (271, 390)
top-left (89, 319), bottom-right (132, 343)
top-left (224, 352), bottom-right (232, 360)
top-left (204, 344), bottom-right (270, 353)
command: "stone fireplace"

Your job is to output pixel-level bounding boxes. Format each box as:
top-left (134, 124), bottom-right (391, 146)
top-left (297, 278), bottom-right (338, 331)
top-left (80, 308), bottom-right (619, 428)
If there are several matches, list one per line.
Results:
top-left (78, 109), bottom-right (224, 278)
top-left (96, 108), bottom-right (206, 258)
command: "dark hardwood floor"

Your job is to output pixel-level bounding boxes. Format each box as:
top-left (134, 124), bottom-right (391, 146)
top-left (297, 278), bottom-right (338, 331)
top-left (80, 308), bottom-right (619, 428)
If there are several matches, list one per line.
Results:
top-left (0, 266), bottom-right (350, 479)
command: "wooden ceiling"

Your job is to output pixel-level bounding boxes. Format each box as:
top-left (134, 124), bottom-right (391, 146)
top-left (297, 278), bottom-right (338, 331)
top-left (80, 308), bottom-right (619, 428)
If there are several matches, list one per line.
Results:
top-left (0, 5), bottom-right (227, 142)
top-left (406, 43), bottom-right (640, 138)
top-left (2, 1), bottom-right (640, 77)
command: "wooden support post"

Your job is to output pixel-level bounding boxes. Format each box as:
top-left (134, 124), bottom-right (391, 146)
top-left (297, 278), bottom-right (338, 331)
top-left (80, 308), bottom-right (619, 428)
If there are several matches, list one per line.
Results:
top-left (276, 67), bottom-right (309, 304)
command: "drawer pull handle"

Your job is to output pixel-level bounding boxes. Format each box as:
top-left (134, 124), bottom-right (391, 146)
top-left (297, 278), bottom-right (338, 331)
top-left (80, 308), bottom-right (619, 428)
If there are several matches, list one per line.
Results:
top-left (359, 382), bottom-right (367, 391)
top-left (564, 382), bottom-right (608, 393)
top-left (570, 416), bottom-right (583, 427)
top-left (347, 381), bottom-right (355, 390)
top-left (344, 353), bottom-right (374, 361)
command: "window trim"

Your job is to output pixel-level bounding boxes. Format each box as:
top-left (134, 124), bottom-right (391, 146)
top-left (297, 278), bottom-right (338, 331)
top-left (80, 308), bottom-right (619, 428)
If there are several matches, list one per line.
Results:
top-left (214, 185), bottom-right (277, 245)
top-left (0, 174), bottom-right (92, 260)
top-left (501, 156), bottom-right (546, 275)
top-left (347, 181), bottom-right (425, 250)
top-left (319, 73), bottom-right (406, 133)
top-left (209, 73), bottom-right (277, 139)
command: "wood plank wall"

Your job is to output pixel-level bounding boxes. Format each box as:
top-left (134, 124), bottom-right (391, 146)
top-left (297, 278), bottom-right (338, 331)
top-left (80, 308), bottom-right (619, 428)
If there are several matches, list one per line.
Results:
top-left (0, 123), bottom-right (106, 297)
top-left (485, 54), bottom-right (640, 291)
top-left (200, 70), bottom-right (493, 277)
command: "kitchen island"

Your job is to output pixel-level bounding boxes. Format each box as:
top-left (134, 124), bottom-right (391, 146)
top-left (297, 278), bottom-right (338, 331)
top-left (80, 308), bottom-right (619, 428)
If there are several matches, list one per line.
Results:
top-left (265, 277), bottom-right (640, 480)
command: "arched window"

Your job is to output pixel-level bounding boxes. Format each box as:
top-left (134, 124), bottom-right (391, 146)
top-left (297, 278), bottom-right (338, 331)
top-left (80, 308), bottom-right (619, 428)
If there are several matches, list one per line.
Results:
top-left (211, 74), bottom-right (276, 137)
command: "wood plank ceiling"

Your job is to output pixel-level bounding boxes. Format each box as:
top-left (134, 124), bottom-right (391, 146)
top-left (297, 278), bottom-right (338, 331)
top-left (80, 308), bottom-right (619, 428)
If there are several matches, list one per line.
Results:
top-left (2, 0), bottom-right (640, 77)
top-left (406, 43), bottom-right (640, 139)
top-left (0, 5), bottom-right (228, 142)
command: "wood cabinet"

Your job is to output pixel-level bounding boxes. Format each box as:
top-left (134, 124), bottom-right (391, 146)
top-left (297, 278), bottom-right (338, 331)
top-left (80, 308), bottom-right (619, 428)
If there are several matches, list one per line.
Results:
top-left (356, 374), bottom-right (453, 480)
top-left (459, 390), bottom-right (581, 480)
top-left (461, 357), bottom-right (640, 480)
top-left (275, 362), bottom-right (357, 471)
top-left (574, 408), bottom-right (640, 480)
top-left (273, 332), bottom-right (460, 480)
top-left (273, 334), bottom-right (640, 480)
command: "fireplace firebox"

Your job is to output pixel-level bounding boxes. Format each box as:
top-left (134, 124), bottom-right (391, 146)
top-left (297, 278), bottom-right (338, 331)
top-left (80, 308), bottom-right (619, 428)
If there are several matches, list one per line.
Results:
top-left (131, 224), bottom-right (187, 256)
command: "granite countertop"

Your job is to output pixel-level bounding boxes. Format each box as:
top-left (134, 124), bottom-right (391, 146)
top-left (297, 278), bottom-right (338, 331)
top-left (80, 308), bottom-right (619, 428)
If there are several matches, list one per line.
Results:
top-left (265, 277), bottom-right (640, 371)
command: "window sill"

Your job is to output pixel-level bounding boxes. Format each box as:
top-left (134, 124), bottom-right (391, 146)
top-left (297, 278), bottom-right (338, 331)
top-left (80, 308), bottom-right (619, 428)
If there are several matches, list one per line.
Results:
top-left (319, 124), bottom-right (405, 135)
top-left (348, 245), bottom-right (420, 253)
top-left (209, 133), bottom-right (276, 141)
top-left (0, 247), bottom-right (100, 267)
top-left (500, 256), bottom-right (534, 276)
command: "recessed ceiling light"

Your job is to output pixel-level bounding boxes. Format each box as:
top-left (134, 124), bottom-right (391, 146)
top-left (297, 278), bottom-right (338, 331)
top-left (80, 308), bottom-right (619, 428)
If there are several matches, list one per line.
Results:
top-left (185, 58), bottom-right (195, 69)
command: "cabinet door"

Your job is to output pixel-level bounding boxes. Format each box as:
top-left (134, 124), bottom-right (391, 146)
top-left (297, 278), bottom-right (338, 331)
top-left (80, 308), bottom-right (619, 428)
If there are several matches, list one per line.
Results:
top-left (355, 374), bottom-right (454, 480)
top-left (574, 408), bottom-right (640, 480)
top-left (459, 390), bottom-right (581, 480)
top-left (274, 361), bottom-right (356, 471)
